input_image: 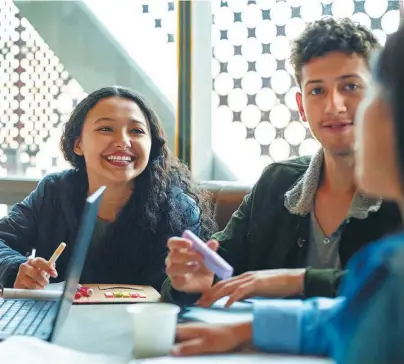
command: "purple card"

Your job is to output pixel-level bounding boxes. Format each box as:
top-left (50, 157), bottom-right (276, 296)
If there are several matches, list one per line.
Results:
top-left (182, 230), bottom-right (234, 280)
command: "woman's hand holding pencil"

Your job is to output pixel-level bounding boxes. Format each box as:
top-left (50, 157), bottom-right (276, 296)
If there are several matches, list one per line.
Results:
top-left (14, 242), bottom-right (66, 289)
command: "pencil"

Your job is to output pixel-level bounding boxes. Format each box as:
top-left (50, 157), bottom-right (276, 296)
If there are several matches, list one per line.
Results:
top-left (48, 242), bottom-right (66, 265)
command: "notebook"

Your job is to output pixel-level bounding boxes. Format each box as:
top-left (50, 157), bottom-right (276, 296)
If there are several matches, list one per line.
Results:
top-left (0, 336), bottom-right (123, 364)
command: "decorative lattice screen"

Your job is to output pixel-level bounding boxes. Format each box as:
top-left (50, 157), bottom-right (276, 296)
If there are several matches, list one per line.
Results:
top-left (0, 0), bottom-right (400, 182)
top-left (211, 0), bottom-right (399, 182)
top-left (0, 0), bottom-right (176, 177)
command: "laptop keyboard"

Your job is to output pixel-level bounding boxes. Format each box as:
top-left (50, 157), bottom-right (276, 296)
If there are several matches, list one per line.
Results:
top-left (0, 299), bottom-right (57, 340)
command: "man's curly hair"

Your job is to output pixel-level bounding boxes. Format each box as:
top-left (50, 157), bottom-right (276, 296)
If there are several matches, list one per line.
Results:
top-left (60, 86), bottom-right (217, 241)
top-left (290, 17), bottom-right (380, 86)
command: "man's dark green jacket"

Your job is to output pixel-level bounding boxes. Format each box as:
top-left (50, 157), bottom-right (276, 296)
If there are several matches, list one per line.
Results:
top-left (162, 156), bottom-right (402, 304)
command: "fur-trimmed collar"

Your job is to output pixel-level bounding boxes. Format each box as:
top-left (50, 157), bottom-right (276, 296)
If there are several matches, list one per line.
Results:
top-left (284, 149), bottom-right (382, 218)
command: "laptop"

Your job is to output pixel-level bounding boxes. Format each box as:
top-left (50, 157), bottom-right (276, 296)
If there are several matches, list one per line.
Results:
top-left (0, 185), bottom-right (106, 342)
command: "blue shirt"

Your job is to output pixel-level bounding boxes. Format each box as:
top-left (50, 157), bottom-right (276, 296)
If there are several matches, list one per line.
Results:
top-left (252, 232), bottom-right (404, 363)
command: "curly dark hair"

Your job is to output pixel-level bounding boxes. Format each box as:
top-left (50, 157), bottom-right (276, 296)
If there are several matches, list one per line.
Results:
top-left (60, 86), bottom-right (217, 240)
top-left (375, 24), bottom-right (404, 187)
top-left (290, 17), bottom-right (380, 86)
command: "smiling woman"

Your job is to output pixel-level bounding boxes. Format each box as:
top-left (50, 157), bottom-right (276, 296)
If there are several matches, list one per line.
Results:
top-left (89, 113), bottom-right (148, 169)
top-left (64, 93), bottom-right (153, 201)
top-left (0, 86), bottom-right (217, 291)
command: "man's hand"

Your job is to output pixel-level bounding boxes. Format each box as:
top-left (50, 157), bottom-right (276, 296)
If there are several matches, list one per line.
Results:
top-left (172, 322), bottom-right (252, 356)
top-left (165, 237), bottom-right (219, 293)
top-left (14, 258), bottom-right (58, 289)
top-left (197, 268), bottom-right (306, 307)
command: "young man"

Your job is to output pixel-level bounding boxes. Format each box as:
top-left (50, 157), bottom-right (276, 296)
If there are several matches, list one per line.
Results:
top-left (171, 24), bottom-right (404, 363)
top-left (162, 18), bottom-right (402, 306)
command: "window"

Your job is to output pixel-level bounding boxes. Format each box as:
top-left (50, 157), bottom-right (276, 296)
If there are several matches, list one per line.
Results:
top-left (0, 0), bottom-right (177, 177)
top-left (211, 0), bottom-right (399, 182)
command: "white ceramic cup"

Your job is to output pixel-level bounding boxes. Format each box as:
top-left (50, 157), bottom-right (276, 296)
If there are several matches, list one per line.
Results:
top-left (127, 303), bottom-right (180, 358)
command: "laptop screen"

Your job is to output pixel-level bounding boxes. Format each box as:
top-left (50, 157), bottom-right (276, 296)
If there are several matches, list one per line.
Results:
top-left (49, 186), bottom-right (105, 341)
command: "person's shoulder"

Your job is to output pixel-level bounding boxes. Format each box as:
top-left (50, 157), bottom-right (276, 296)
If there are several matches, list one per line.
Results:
top-left (372, 200), bottom-right (403, 235)
top-left (35, 169), bottom-right (86, 199)
top-left (167, 168), bottom-right (198, 210)
top-left (168, 187), bottom-right (201, 231)
top-left (341, 232), bottom-right (404, 298)
top-left (378, 200), bottom-right (402, 218)
top-left (171, 186), bottom-right (197, 211)
top-left (346, 232), bottom-right (404, 278)
top-left (262, 155), bottom-right (311, 177)
top-left (255, 155), bottom-right (312, 190)
top-left (359, 232), bottom-right (404, 259)
top-left (37, 169), bottom-right (82, 187)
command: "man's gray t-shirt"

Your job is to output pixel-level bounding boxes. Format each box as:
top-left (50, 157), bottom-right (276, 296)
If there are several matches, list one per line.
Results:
top-left (284, 148), bottom-right (383, 271)
top-left (307, 211), bottom-right (342, 269)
